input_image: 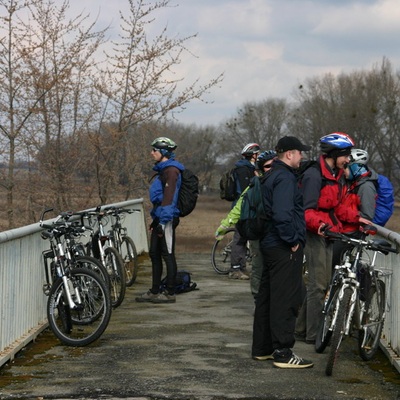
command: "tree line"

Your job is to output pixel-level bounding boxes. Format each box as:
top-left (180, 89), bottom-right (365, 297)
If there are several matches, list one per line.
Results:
top-left (0, 1), bottom-right (398, 231)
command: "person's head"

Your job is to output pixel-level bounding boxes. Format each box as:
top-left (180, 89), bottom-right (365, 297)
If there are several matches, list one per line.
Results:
top-left (319, 132), bottom-right (355, 169)
top-left (241, 143), bottom-right (260, 163)
top-left (151, 137), bottom-right (177, 162)
top-left (275, 136), bottom-right (311, 169)
top-left (345, 148), bottom-right (369, 181)
top-left (257, 150), bottom-right (277, 172)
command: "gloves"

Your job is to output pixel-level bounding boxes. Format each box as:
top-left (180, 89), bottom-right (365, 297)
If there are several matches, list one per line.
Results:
top-left (156, 224), bottom-right (165, 237)
top-left (215, 225), bottom-right (229, 241)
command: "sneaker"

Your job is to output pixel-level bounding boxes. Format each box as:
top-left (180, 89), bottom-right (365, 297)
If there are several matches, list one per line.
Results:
top-left (229, 270), bottom-right (250, 280)
top-left (273, 351), bottom-right (314, 369)
top-left (135, 290), bottom-right (158, 303)
top-left (152, 291), bottom-right (176, 304)
top-left (252, 354), bottom-right (274, 361)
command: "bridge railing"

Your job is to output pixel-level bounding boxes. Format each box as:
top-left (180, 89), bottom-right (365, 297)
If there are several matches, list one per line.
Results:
top-left (0, 199), bottom-right (148, 367)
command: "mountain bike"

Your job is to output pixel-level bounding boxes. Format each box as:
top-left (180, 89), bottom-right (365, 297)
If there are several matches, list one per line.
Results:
top-left (104, 206), bottom-right (139, 286)
top-left (76, 206), bottom-right (127, 308)
top-left (315, 225), bottom-right (397, 376)
top-left (211, 228), bottom-right (252, 274)
top-left (40, 209), bottom-right (112, 346)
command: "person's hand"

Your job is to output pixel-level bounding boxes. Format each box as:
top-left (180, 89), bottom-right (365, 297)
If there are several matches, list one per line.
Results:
top-left (318, 223), bottom-right (331, 237)
top-left (291, 244), bottom-right (299, 252)
top-left (156, 224), bottom-right (165, 237)
top-left (215, 225), bottom-right (229, 240)
top-left (359, 217), bottom-right (372, 225)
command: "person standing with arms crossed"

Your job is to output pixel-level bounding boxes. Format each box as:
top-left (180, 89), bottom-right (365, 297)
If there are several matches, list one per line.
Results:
top-left (252, 136), bottom-right (314, 368)
top-left (136, 137), bottom-right (184, 304)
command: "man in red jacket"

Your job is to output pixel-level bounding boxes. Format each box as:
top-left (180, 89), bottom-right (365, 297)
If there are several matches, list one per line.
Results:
top-left (295, 133), bottom-right (369, 344)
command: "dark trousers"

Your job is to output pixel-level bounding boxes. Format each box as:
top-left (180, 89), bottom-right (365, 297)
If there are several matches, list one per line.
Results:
top-left (252, 244), bottom-right (303, 357)
top-left (149, 218), bottom-right (179, 294)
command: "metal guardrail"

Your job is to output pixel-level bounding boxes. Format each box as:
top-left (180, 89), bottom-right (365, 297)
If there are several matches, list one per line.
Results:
top-left (0, 199), bottom-right (148, 367)
top-left (373, 225), bottom-right (400, 373)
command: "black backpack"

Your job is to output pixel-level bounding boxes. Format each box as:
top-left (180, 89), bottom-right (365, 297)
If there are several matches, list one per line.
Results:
top-left (178, 169), bottom-right (199, 217)
top-left (236, 174), bottom-right (272, 241)
top-left (219, 168), bottom-right (236, 201)
top-left (157, 167), bottom-right (199, 217)
top-left (159, 270), bottom-right (198, 294)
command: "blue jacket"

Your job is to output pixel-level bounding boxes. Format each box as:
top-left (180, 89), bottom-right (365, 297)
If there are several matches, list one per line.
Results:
top-left (260, 159), bottom-right (307, 249)
top-left (150, 158), bottom-right (184, 225)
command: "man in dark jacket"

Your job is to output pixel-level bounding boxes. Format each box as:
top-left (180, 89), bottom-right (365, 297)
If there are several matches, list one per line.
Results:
top-left (252, 136), bottom-right (313, 368)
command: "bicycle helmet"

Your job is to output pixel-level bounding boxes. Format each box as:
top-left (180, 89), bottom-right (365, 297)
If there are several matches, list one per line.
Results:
top-left (349, 148), bottom-right (368, 165)
top-left (151, 137), bottom-right (177, 158)
top-left (257, 150), bottom-right (276, 170)
top-left (241, 143), bottom-right (260, 157)
top-left (319, 132), bottom-right (355, 157)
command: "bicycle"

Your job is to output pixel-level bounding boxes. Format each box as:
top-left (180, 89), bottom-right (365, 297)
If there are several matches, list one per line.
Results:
top-left (76, 206), bottom-right (126, 308)
top-left (104, 206), bottom-right (139, 287)
top-left (40, 208), bottom-right (112, 346)
top-left (211, 228), bottom-right (252, 274)
top-left (315, 224), bottom-right (397, 376)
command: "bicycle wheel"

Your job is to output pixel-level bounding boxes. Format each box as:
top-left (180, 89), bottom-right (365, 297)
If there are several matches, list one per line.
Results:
top-left (75, 255), bottom-right (111, 289)
top-left (325, 287), bottom-right (352, 376)
top-left (47, 268), bottom-right (112, 347)
top-left (120, 236), bottom-right (139, 286)
top-left (358, 279), bottom-right (385, 361)
top-left (105, 246), bottom-right (126, 308)
top-left (315, 287), bottom-right (340, 353)
top-left (211, 228), bottom-right (235, 274)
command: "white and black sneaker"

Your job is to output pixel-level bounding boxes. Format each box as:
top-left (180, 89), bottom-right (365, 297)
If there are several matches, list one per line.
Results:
top-left (273, 349), bottom-right (313, 369)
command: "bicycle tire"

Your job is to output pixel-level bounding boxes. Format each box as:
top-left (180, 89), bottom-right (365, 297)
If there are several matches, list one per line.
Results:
top-left (105, 246), bottom-right (126, 308)
top-left (315, 287), bottom-right (340, 353)
top-left (325, 287), bottom-right (352, 376)
top-left (120, 236), bottom-right (139, 286)
top-left (358, 279), bottom-right (385, 361)
top-left (211, 228), bottom-right (235, 275)
top-left (75, 255), bottom-right (111, 289)
top-left (47, 268), bottom-right (112, 347)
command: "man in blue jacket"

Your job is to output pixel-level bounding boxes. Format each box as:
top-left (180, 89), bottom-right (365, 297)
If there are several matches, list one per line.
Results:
top-left (252, 136), bottom-right (314, 368)
top-left (136, 137), bottom-right (184, 304)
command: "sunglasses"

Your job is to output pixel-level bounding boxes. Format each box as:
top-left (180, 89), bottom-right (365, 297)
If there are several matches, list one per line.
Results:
top-left (263, 163), bottom-right (273, 170)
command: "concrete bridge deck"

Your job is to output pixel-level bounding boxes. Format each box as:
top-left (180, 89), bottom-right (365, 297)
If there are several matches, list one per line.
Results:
top-left (1, 253), bottom-right (399, 400)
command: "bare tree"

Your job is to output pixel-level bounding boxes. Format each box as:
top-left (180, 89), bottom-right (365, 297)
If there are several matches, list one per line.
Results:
top-left (92, 0), bottom-right (223, 203)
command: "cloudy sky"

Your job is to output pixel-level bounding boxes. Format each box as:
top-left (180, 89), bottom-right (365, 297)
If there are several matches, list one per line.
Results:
top-left (70, 0), bottom-right (400, 126)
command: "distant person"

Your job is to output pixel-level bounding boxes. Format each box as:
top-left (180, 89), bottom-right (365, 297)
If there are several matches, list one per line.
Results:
top-left (136, 137), bottom-right (184, 304)
top-left (252, 136), bottom-right (314, 369)
top-left (228, 143), bottom-right (260, 280)
top-left (215, 150), bottom-right (277, 298)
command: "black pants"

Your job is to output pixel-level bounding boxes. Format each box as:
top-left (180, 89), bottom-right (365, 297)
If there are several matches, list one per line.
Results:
top-left (252, 244), bottom-right (303, 357)
top-left (149, 218), bottom-right (179, 294)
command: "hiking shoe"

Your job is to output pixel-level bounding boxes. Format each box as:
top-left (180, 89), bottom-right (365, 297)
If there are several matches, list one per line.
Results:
top-left (152, 292), bottom-right (176, 303)
top-left (135, 290), bottom-right (158, 303)
top-left (229, 270), bottom-right (250, 280)
top-left (252, 354), bottom-right (274, 361)
top-left (273, 351), bottom-right (314, 369)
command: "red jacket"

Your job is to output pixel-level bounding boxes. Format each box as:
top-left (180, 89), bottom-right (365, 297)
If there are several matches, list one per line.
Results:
top-left (301, 155), bottom-right (345, 234)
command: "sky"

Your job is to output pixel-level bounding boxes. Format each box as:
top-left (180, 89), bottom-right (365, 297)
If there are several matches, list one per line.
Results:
top-left (70, 0), bottom-right (400, 126)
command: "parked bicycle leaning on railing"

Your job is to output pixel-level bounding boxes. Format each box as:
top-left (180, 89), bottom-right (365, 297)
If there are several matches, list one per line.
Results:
top-left (40, 208), bottom-right (112, 347)
top-left (315, 224), bottom-right (398, 376)
top-left (104, 206), bottom-right (140, 286)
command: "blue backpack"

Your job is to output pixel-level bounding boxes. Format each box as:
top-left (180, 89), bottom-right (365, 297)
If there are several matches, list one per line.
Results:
top-left (160, 270), bottom-right (197, 294)
top-left (372, 174), bottom-right (394, 226)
